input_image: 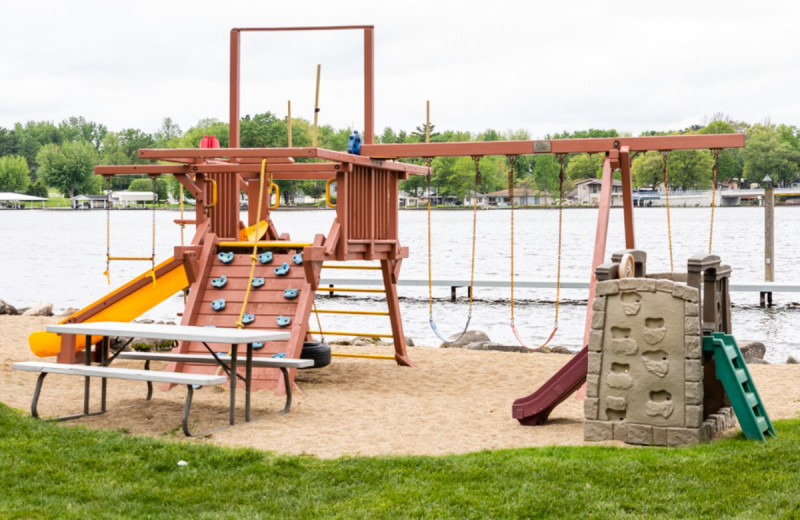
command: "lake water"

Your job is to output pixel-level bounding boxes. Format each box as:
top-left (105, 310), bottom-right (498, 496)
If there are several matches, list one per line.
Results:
top-left (1, 206), bottom-right (799, 362)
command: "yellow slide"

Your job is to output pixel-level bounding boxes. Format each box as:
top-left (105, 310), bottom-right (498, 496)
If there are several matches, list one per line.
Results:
top-left (28, 257), bottom-right (190, 357)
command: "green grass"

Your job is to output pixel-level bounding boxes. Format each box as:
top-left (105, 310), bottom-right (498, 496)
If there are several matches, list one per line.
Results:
top-left (1, 403), bottom-right (798, 519)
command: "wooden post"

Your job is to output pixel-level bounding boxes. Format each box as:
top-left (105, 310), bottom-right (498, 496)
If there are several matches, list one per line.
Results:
top-left (426, 100), bottom-right (430, 144)
top-left (763, 180), bottom-right (775, 307)
top-left (312, 64), bottom-right (321, 148)
top-left (287, 100), bottom-right (292, 148)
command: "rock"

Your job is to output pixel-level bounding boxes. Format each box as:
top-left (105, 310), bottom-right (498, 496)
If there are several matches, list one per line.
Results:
top-left (747, 358), bottom-right (769, 364)
top-left (21, 302), bottom-right (53, 317)
top-left (786, 356), bottom-right (798, 365)
top-left (550, 346), bottom-right (575, 355)
top-left (405, 337), bottom-right (415, 347)
top-left (738, 341), bottom-right (766, 362)
top-left (351, 336), bottom-right (386, 346)
top-left (58, 307), bottom-right (80, 317)
top-left (0, 299), bottom-right (19, 315)
top-left (328, 340), bottom-right (352, 346)
top-left (135, 318), bottom-right (155, 324)
top-left (439, 330), bottom-right (490, 349)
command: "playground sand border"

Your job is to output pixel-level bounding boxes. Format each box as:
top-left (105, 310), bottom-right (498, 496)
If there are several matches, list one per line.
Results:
top-left (2, 315), bottom-right (799, 459)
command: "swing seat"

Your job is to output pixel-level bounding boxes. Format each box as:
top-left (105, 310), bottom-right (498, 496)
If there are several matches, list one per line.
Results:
top-left (283, 288), bottom-right (298, 299)
top-left (210, 275), bottom-right (227, 288)
top-left (252, 342), bottom-right (264, 350)
top-left (211, 299), bottom-right (225, 312)
top-left (258, 252), bottom-right (273, 264)
top-left (292, 253), bottom-right (303, 265)
top-left (241, 313), bottom-right (255, 325)
top-left (274, 263), bottom-right (290, 276)
top-left (218, 251), bottom-right (235, 264)
top-left (276, 315), bottom-right (291, 327)
top-left (251, 277), bottom-right (265, 288)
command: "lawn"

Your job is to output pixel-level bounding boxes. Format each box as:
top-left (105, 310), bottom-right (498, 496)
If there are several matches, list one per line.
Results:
top-left (1, 403), bottom-right (798, 519)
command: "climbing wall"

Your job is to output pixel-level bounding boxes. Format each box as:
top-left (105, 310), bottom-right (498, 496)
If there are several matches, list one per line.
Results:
top-left (171, 247), bottom-right (312, 391)
top-left (584, 276), bottom-right (736, 446)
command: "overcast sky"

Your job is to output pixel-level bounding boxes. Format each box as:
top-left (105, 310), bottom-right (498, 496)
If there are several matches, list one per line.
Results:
top-left (2, 0), bottom-right (798, 139)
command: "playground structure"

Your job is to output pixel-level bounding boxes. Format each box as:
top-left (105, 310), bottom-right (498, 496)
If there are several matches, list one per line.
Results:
top-left (28, 26), bottom-right (752, 425)
top-left (583, 250), bottom-right (774, 445)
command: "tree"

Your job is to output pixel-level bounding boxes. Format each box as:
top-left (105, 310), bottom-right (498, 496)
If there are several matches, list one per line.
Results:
top-left (58, 116), bottom-right (107, 150)
top-left (565, 153), bottom-right (602, 180)
top-left (0, 155), bottom-right (30, 192)
top-left (128, 177), bottom-right (169, 202)
top-left (631, 151), bottom-right (664, 188)
top-left (531, 155), bottom-right (561, 195)
top-left (742, 124), bottom-right (798, 186)
top-left (666, 150), bottom-right (714, 190)
top-left (36, 141), bottom-right (98, 198)
top-left (14, 120), bottom-right (60, 169)
top-left (154, 117), bottom-right (182, 147)
top-left (699, 119), bottom-right (743, 182)
top-left (0, 127), bottom-right (18, 157)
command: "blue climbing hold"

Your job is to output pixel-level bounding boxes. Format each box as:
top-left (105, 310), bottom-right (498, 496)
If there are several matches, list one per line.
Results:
top-left (274, 262), bottom-right (290, 276)
top-left (272, 352), bottom-right (286, 359)
top-left (258, 251), bottom-right (273, 264)
top-left (347, 130), bottom-right (361, 155)
top-left (283, 288), bottom-right (298, 299)
top-left (241, 313), bottom-right (255, 325)
top-left (252, 342), bottom-right (264, 350)
top-left (204, 325), bottom-right (216, 328)
top-left (292, 253), bottom-right (303, 265)
top-left (218, 251), bottom-right (235, 264)
top-left (276, 315), bottom-right (291, 327)
top-left (211, 299), bottom-right (225, 311)
top-left (251, 277), bottom-right (265, 288)
top-left (211, 275), bottom-right (227, 288)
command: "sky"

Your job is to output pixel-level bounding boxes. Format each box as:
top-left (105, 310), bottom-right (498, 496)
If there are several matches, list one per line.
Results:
top-left (2, 0), bottom-right (799, 139)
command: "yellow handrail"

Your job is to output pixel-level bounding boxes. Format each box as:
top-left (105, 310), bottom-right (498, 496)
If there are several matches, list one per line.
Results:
top-left (206, 179), bottom-right (218, 208)
top-left (107, 256), bottom-right (155, 261)
top-left (308, 330), bottom-right (393, 338)
top-left (269, 182), bottom-right (280, 210)
top-left (325, 179), bottom-right (337, 208)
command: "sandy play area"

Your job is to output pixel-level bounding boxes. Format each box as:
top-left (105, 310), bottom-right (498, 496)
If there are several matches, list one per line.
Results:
top-left (2, 316), bottom-right (799, 458)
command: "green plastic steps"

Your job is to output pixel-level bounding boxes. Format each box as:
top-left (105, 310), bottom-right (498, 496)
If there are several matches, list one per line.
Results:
top-left (703, 332), bottom-right (776, 441)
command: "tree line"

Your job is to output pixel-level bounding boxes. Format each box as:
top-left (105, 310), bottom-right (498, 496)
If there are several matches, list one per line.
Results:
top-left (0, 114), bottom-right (797, 203)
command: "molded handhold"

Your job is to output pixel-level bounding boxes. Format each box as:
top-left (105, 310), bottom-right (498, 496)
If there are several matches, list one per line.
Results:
top-left (276, 315), bottom-right (291, 327)
top-left (211, 299), bottom-right (226, 312)
top-left (251, 277), bottom-right (265, 288)
top-left (272, 352), bottom-right (286, 358)
top-left (218, 251), bottom-right (235, 264)
top-left (252, 342), bottom-right (264, 350)
top-left (274, 262), bottom-right (290, 276)
top-left (204, 325), bottom-right (216, 328)
top-left (241, 313), bottom-right (255, 325)
top-left (210, 275), bottom-right (227, 288)
top-left (258, 252), bottom-right (273, 264)
top-left (283, 288), bottom-right (298, 299)
top-left (292, 253), bottom-right (303, 265)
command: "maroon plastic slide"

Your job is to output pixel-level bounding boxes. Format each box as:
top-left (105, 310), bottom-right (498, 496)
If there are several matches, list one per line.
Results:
top-left (512, 346), bottom-right (588, 425)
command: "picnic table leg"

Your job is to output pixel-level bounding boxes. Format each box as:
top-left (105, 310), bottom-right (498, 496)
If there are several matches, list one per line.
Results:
top-left (245, 343), bottom-right (253, 422)
top-left (279, 368), bottom-right (292, 415)
top-left (144, 360), bottom-right (154, 400)
top-left (31, 372), bottom-right (47, 418)
top-left (229, 343), bottom-right (237, 426)
top-left (181, 385), bottom-right (195, 436)
top-left (101, 336), bottom-right (108, 412)
top-left (83, 334), bottom-right (91, 415)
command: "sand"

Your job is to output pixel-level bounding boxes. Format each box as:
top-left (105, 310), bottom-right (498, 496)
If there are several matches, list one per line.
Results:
top-left (2, 315), bottom-right (799, 459)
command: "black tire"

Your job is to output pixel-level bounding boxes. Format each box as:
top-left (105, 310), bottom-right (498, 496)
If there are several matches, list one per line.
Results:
top-left (300, 341), bottom-right (331, 369)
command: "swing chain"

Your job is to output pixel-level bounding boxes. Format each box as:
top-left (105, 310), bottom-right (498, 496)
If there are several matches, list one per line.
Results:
top-left (468, 156), bottom-right (482, 314)
top-left (662, 151), bottom-right (674, 272)
top-left (472, 155), bottom-right (482, 186)
top-left (507, 155), bottom-right (517, 325)
top-left (709, 148), bottom-right (720, 254)
top-left (104, 175), bottom-right (112, 284)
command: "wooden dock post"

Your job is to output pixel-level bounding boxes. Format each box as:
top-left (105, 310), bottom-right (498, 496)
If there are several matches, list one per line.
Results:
top-left (761, 175), bottom-right (774, 308)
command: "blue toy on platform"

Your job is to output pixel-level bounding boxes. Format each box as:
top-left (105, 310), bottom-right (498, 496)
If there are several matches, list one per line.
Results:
top-left (218, 251), bottom-right (234, 264)
top-left (348, 130), bottom-right (361, 155)
top-left (258, 252), bottom-right (273, 264)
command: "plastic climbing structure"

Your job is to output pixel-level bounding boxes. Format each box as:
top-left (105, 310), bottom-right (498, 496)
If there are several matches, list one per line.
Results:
top-left (29, 26), bottom-right (748, 406)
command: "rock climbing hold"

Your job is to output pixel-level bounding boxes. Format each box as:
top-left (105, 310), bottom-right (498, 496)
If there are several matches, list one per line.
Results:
top-left (210, 275), bottom-right (227, 288)
top-left (218, 251), bottom-right (235, 264)
top-left (274, 262), bottom-right (290, 276)
top-left (241, 313), bottom-right (255, 325)
top-left (277, 315), bottom-right (291, 327)
top-left (292, 253), bottom-right (303, 265)
top-left (258, 251), bottom-right (273, 264)
top-left (251, 277), bottom-right (265, 288)
top-left (272, 352), bottom-right (286, 358)
top-left (211, 299), bottom-right (226, 312)
top-left (283, 288), bottom-right (298, 299)
top-left (252, 342), bottom-right (264, 350)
